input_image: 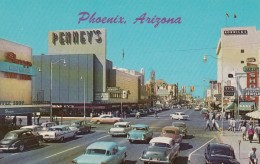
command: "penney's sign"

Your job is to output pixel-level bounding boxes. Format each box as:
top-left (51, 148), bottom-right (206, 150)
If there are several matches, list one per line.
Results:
top-left (48, 28), bottom-right (106, 55)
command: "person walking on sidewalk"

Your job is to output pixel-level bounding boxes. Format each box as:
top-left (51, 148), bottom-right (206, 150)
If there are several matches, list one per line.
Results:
top-left (231, 118), bottom-right (236, 132)
top-left (248, 147), bottom-right (258, 164)
top-left (205, 119), bottom-right (211, 131)
top-left (248, 125), bottom-right (255, 143)
top-left (241, 125), bottom-right (247, 141)
top-left (255, 124), bottom-right (260, 144)
top-left (211, 118), bottom-right (218, 131)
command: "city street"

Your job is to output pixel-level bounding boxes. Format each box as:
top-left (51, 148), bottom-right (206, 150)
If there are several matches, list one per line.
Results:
top-left (0, 108), bottom-right (224, 164)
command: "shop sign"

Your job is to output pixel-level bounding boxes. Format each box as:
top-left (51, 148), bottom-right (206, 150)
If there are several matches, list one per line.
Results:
top-left (51, 29), bottom-right (103, 46)
top-left (246, 57), bottom-right (256, 63)
top-left (246, 63), bottom-right (259, 104)
top-left (245, 88), bottom-right (260, 96)
top-left (243, 65), bottom-right (259, 72)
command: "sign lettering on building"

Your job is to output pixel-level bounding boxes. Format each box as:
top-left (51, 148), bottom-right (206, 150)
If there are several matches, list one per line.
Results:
top-left (246, 63), bottom-right (259, 104)
top-left (51, 30), bottom-right (103, 46)
top-left (0, 52), bottom-right (34, 80)
top-left (224, 30), bottom-right (248, 35)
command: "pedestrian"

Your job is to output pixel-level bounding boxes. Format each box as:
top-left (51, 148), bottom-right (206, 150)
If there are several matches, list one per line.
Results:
top-left (211, 118), bottom-right (218, 131)
top-left (12, 116), bottom-right (17, 126)
top-left (18, 118), bottom-right (22, 125)
top-left (254, 124), bottom-right (260, 144)
top-left (205, 119), bottom-right (211, 131)
top-left (248, 125), bottom-right (255, 143)
top-left (231, 118), bottom-right (236, 132)
top-left (37, 115), bottom-right (41, 125)
top-left (241, 125), bottom-right (247, 141)
top-left (248, 147), bottom-right (258, 164)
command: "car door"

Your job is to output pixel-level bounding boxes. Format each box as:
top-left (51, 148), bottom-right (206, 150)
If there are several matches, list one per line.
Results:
top-left (21, 131), bottom-right (36, 147)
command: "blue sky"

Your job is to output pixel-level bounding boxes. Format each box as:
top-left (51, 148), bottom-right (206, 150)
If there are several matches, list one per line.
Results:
top-left (0, 0), bottom-right (260, 97)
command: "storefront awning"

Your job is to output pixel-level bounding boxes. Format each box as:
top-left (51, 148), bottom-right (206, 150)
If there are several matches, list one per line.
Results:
top-left (239, 102), bottom-right (255, 112)
top-left (246, 110), bottom-right (260, 119)
top-left (225, 102), bottom-right (235, 111)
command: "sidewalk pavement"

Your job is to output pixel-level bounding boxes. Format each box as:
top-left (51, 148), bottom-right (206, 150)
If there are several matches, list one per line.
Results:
top-left (218, 130), bottom-right (260, 164)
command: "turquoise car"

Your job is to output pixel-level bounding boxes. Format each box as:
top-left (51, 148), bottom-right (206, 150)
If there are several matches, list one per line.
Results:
top-left (72, 141), bottom-right (127, 164)
top-left (127, 124), bottom-right (153, 143)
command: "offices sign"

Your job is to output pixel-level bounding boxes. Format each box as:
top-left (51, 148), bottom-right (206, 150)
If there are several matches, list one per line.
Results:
top-left (224, 30), bottom-right (248, 35)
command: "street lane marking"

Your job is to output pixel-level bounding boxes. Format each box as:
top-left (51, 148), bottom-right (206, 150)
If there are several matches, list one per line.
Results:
top-left (45, 145), bottom-right (81, 159)
top-left (96, 135), bottom-right (110, 140)
top-left (188, 137), bottom-right (215, 163)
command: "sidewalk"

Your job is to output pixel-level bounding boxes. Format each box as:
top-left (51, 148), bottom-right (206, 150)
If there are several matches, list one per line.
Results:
top-left (218, 130), bottom-right (260, 164)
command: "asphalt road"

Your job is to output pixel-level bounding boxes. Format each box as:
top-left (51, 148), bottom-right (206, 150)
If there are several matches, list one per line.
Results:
top-left (0, 108), bottom-right (223, 164)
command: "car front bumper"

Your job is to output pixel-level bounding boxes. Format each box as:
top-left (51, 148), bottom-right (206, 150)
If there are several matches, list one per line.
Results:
top-left (0, 145), bottom-right (18, 150)
top-left (140, 157), bottom-right (169, 163)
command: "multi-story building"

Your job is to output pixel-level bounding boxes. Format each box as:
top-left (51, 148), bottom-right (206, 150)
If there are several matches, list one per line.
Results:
top-left (216, 26), bottom-right (260, 115)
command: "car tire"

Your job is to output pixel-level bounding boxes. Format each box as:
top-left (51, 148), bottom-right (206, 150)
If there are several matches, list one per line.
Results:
top-left (38, 139), bottom-right (43, 146)
top-left (18, 144), bottom-right (25, 152)
top-left (59, 137), bottom-right (64, 143)
top-left (129, 140), bottom-right (133, 144)
top-left (73, 133), bottom-right (76, 139)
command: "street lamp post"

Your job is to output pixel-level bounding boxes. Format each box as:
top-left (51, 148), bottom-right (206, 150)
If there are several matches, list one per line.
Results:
top-left (81, 76), bottom-right (86, 118)
top-left (50, 58), bottom-right (66, 122)
top-left (203, 54), bottom-right (224, 135)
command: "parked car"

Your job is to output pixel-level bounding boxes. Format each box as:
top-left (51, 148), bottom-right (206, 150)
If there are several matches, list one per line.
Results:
top-left (70, 120), bottom-right (91, 134)
top-left (139, 136), bottom-right (180, 164)
top-left (40, 122), bottom-right (57, 131)
top-left (72, 141), bottom-right (127, 164)
top-left (194, 105), bottom-right (202, 111)
top-left (161, 126), bottom-right (182, 144)
top-left (0, 129), bottom-right (43, 152)
top-left (108, 122), bottom-right (132, 137)
top-left (170, 112), bottom-right (189, 120)
top-left (40, 125), bottom-right (78, 142)
top-left (172, 122), bottom-right (188, 138)
top-left (20, 125), bottom-right (43, 136)
top-left (127, 124), bottom-right (153, 143)
top-left (90, 115), bottom-right (123, 124)
top-left (205, 143), bottom-right (240, 164)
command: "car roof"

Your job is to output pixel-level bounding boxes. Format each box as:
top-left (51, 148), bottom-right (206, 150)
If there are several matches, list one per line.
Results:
top-left (208, 143), bottom-right (233, 150)
top-left (132, 124), bottom-right (148, 128)
top-left (49, 125), bottom-right (68, 128)
top-left (87, 141), bottom-right (117, 150)
top-left (149, 137), bottom-right (172, 144)
top-left (162, 126), bottom-right (180, 131)
top-left (8, 129), bottom-right (31, 134)
top-left (114, 121), bottom-right (130, 125)
top-left (20, 125), bottom-right (41, 129)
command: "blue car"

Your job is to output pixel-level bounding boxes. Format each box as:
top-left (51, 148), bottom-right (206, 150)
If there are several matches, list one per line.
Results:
top-left (72, 141), bottom-right (127, 164)
top-left (127, 124), bottom-right (153, 143)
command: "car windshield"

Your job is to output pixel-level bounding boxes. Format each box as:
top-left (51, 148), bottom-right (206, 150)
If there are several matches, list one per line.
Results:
top-left (180, 113), bottom-right (185, 115)
top-left (150, 142), bottom-right (171, 148)
top-left (133, 127), bottom-right (146, 130)
top-left (4, 132), bottom-right (18, 140)
top-left (49, 128), bottom-right (62, 131)
top-left (114, 124), bottom-right (126, 128)
top-left (210, 148), bottom-right (233, 157)
top-left (86, 149), bottom-right (107, 155)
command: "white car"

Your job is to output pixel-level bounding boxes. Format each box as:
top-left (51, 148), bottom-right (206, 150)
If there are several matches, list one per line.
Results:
top-left (108, 122), bottom-right (132, 137)
top-left (170, 112), bottom-right (189, 120)
top-left (194, 106), bottom-right (202, 111)
top-left (40, 125), bottom-right (78, 142)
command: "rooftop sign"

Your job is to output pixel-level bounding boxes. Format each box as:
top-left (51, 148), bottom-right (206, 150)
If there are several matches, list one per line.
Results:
top-left (224, 30), bottom-right (248, 35)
